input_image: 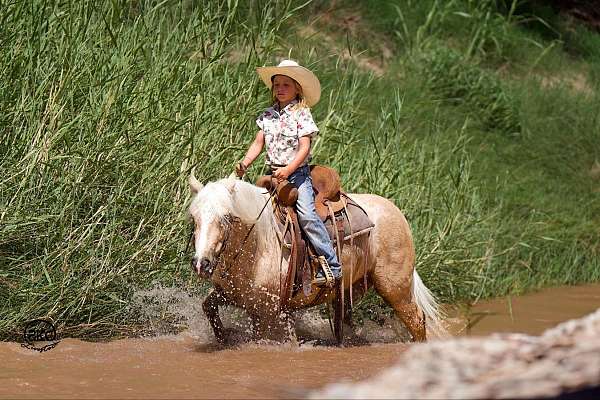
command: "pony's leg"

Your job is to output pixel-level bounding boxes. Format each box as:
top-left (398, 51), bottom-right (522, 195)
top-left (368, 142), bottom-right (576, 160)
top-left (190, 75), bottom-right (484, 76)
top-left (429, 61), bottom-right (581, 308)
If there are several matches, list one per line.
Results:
top-left (372, 274), bottom-right (426, 342)
top-left (202, 289), bottom-right (228, 344)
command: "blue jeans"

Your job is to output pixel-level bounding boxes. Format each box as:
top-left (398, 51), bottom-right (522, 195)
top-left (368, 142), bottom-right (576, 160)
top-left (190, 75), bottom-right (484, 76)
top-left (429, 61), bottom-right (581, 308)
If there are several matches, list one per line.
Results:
top-left (287, 165), bottom-right (341, 273)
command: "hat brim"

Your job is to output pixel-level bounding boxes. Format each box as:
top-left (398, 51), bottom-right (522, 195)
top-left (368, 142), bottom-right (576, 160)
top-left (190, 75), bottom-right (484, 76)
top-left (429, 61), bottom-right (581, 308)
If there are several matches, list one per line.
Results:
top-left (256, 65), bottom-right (321, 107)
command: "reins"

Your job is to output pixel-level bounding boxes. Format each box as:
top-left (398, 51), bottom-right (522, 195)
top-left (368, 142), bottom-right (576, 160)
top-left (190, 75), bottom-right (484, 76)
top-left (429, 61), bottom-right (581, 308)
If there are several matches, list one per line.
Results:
top-left (230, 186), bottom-right (276, 263)
top-left (186, 177), bottom-right (275, 273)
top-left (217, 183), bottom-right (277, 278)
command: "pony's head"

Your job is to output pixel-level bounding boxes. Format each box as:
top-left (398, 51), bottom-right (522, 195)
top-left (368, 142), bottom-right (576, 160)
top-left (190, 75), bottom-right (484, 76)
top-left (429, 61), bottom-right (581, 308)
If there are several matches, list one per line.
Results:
top-left (187, 171), bottom-right (271, 279)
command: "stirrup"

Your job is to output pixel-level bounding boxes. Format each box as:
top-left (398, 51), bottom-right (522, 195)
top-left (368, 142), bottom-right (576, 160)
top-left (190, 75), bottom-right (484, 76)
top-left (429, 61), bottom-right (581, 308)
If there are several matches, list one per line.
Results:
top-left (312, 256), bottom-right (335, 288)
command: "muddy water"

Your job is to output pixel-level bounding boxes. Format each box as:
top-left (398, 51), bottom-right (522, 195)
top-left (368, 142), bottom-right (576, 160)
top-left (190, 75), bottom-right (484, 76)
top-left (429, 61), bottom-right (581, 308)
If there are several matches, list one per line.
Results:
top-left (0, 337), bottom-right (406, 399)
top-left (2, 283), bottom-right (599, 399)
top-left (452, 283), bottom-right (600, 336)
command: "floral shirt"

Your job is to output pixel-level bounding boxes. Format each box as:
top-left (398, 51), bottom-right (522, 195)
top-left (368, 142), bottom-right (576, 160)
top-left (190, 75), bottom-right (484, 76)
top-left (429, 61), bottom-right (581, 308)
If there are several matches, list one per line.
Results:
top-left (256, 100), bottom-right (319, 166)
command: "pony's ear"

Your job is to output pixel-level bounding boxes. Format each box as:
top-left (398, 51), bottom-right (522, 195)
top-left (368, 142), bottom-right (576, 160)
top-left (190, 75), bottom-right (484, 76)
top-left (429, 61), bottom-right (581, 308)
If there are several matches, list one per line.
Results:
top-left (189, 168), bottom-right (204, 194)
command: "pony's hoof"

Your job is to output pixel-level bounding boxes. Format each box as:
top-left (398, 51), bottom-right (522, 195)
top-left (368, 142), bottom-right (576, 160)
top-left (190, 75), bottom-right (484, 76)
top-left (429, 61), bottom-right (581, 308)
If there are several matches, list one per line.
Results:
top-left (215, 328), bottom-right (237, 345)
top-left (214, 330), bottom-right (229, 345)
top-left (215, 334), bottom-right (227, 345)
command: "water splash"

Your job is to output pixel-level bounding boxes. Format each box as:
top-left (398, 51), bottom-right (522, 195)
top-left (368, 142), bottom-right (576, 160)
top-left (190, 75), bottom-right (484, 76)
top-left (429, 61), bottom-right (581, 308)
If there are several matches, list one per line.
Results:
top-left (294, 309), bottom-right (411, 345)
top-left (130, 284), bottom-right (412, 345)
top-left (131, 284), bottom-right (212, 340)
top-left (130, 284), bottom-right (262, 344)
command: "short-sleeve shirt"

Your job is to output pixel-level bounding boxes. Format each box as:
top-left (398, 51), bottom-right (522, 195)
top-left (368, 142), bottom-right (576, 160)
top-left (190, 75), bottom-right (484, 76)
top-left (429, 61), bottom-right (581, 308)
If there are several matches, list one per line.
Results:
top-left (256, 100), bottom-right (319, 166)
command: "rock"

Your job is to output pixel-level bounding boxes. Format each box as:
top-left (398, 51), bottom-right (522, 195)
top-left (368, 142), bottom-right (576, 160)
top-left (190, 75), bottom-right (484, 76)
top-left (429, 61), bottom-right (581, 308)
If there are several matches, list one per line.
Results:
top-left (310, 308), bottom-right (600, 399)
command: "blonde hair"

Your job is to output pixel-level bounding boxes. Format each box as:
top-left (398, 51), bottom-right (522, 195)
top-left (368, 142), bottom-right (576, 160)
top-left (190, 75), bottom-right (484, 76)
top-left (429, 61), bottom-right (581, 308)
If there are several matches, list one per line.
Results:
top-left (270, 76), bottom-right (309, 110)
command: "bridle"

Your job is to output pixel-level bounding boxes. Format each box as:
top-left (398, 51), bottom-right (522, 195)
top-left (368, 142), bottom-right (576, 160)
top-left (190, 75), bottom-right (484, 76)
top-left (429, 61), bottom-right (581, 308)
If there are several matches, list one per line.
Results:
top-left (187, 185), bottom-right (277, 277)
top-left (185, 215), bottom-right (233, 266)
top-left (230, 187), bottom-right (275, 262)
top-left (218, 187), bottom-right (276, 278)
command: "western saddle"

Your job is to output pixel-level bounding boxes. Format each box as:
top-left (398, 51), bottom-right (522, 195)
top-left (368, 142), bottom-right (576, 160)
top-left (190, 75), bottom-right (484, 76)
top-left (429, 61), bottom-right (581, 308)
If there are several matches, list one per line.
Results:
top-left (256, 165), bottom-right (374, 312)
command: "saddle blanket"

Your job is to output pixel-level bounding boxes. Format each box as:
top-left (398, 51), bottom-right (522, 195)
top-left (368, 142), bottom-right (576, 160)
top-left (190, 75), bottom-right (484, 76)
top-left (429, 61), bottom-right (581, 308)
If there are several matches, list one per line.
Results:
top-left (277, 194), bottom-right (374, 249)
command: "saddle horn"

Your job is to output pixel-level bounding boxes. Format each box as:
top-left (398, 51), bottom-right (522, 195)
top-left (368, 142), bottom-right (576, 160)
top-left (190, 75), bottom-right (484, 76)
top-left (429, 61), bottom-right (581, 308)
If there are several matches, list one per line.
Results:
top-left (256, 176), bottom-right (298, 207)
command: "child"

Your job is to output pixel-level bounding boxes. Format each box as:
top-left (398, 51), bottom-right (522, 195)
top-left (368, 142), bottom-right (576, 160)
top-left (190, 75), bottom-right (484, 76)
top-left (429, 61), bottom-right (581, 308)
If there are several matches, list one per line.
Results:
top-left (235, 59), bottom-right (342, 284)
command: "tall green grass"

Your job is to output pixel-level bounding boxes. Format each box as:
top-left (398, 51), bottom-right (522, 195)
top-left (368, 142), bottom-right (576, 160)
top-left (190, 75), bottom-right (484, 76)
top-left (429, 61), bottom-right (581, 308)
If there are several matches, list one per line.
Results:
top-left (291, 0), bottom-right (599, 317)
top-left (0, 0), bottom-right (293, 339)
top-left (1, 0), bottom-right (599, 339)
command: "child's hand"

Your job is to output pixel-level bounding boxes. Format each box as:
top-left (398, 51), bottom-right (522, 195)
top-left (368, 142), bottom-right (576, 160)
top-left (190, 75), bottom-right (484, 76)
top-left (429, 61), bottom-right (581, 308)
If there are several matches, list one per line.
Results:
top-left (273, 166), bottom-right (291, 182)
top-left (235, 161), bottom-right (247, 178)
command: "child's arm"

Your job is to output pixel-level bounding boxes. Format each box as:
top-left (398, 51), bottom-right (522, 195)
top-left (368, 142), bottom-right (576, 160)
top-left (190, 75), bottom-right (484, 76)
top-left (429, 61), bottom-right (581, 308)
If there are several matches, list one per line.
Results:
top-left (273, 136), bottom-right (311, 182)
top-left (236, 130), bottom-right (265, 177)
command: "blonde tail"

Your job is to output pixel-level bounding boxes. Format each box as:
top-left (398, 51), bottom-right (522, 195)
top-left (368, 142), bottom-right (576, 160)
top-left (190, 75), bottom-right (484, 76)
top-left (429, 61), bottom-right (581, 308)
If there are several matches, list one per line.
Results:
top-left (412, 270), bottom-right (448, 338)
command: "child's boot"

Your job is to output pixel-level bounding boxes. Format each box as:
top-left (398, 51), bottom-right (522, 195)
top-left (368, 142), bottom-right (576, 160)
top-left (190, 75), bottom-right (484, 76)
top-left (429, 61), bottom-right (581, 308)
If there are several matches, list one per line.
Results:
top-left (312, 256), bottom-right (341, 287)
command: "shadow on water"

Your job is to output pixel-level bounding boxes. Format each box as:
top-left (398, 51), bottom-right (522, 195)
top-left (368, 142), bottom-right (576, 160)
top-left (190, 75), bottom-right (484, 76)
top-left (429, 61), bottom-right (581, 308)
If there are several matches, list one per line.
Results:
top-left (192, 342), bottom-right (224, 353)
top-left (552, 386), bottom-right (600, 400)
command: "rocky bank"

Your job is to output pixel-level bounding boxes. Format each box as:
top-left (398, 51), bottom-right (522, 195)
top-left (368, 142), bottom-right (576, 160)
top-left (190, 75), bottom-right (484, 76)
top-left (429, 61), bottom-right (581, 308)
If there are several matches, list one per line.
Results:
top-left (310, 308), bottom-right (600, 399)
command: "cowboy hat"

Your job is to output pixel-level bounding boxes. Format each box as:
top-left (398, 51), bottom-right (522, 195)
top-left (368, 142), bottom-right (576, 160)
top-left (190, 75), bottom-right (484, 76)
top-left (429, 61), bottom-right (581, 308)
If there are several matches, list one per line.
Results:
top-left (256, 59), bottom-right (321, 107)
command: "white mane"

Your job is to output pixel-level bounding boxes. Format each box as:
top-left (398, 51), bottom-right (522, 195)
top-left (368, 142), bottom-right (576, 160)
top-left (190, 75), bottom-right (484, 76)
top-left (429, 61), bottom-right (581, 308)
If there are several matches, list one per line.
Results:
top-left (189, 178), bottom-right (275, 239)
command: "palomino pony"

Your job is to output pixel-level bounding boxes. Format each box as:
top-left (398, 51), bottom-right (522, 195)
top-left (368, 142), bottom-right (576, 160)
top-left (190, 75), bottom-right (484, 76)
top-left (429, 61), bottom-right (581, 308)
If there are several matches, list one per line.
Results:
top-left (188, 173), bottom-right (445, 344)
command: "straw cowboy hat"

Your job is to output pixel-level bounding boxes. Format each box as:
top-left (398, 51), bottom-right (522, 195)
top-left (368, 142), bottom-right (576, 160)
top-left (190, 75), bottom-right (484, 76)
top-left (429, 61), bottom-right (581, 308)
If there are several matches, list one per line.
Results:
top-left (256, 60), bottom-right (321, 107)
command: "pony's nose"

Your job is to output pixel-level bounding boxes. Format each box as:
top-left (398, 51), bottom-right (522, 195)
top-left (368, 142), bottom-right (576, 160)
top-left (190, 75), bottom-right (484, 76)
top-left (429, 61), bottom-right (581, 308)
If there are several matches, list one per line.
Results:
top-left (200, 257), bottom-right (211, 272)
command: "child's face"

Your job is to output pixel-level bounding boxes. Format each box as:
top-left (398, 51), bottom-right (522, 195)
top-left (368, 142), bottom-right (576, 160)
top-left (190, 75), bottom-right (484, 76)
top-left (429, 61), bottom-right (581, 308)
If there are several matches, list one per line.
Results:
top-left (272, 75), bottom-right (299, 105)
